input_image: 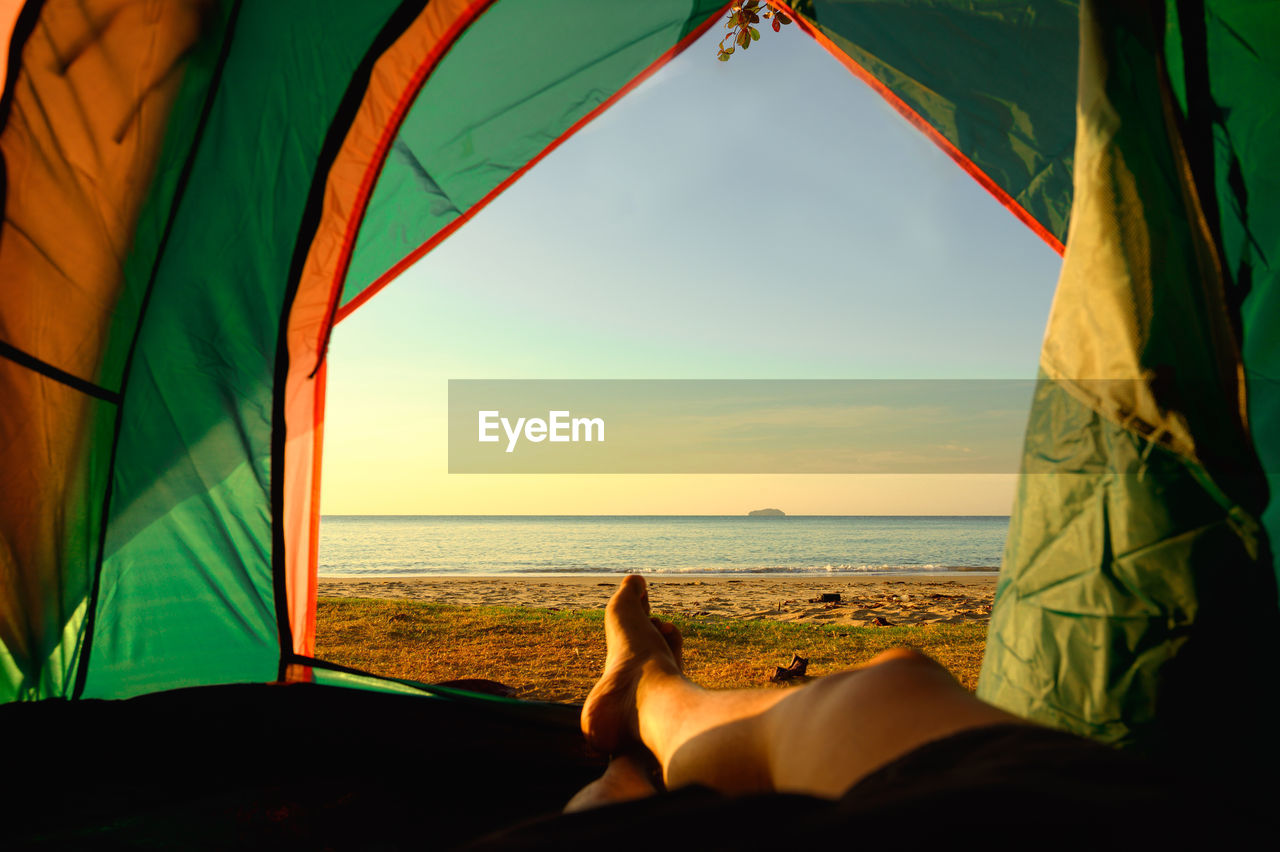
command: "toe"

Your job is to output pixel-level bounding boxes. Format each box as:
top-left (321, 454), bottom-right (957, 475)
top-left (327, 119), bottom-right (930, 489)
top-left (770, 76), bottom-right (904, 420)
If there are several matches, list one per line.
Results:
top-left (653, 619), bottom-right (684, 669)
top-left (610, 574), bottom-right (651, 618)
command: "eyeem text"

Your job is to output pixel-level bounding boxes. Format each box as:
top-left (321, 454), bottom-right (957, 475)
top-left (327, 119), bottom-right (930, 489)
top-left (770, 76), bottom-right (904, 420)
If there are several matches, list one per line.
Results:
top-left (478, 410), bottom-right (605, 453)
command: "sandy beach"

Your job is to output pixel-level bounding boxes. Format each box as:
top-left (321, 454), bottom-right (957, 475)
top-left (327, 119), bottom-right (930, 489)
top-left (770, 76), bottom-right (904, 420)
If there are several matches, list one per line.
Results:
top-left (318, 574), bottom-right (997, 628)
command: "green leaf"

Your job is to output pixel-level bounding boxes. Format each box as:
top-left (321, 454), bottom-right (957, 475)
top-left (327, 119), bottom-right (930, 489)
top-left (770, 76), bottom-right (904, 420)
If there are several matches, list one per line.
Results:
top-left (749, 26), bottom-right (760, 40)
top-left (718, 52), bottom-right (729, 61)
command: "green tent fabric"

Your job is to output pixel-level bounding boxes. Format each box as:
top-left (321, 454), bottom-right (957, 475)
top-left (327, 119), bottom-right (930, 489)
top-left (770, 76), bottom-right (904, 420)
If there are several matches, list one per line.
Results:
top-left (1184, 2), bottom-right (1280, 600)
top-left (1, 0), bottom-right (1278, 784)
top-left (338, 0), bottom-right (728, 313)
top-left (78, 0), bottom-right (402, 701)
top-left (794, 0), bottom-right (1079, 250)
top-left (979, 0), bottom-right (1280, 761)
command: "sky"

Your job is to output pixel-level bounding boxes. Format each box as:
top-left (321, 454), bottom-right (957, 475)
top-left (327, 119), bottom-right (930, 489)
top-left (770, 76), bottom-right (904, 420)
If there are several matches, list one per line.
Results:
top-left (320, 20), bottom-right (1063, 516)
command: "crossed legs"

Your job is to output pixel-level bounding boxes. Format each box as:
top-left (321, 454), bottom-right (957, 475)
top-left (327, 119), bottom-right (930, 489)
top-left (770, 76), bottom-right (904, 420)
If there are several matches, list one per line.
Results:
top-left (572, 574), bottom-right (1023, 809)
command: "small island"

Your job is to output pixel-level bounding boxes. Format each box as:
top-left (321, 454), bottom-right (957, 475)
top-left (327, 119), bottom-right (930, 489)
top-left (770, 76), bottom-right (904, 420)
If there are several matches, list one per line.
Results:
top-left (747, 508), bottom-right (786, 517)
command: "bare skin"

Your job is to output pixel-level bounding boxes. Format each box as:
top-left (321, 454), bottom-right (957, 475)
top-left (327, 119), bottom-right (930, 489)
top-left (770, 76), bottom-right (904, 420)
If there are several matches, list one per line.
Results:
top-left (579, 574), bottom-right (1025, 804)
top-left (563, 752), bottom-right (658, 813)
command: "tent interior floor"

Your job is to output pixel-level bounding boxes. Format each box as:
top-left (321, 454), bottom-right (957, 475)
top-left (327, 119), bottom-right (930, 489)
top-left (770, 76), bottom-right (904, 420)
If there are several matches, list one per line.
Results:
top-left (3, 681), bottom-right (604, 849)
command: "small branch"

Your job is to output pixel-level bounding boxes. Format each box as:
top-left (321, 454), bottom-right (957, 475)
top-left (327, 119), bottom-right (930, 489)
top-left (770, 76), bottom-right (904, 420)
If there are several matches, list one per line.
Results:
top-left (717, 1), bottom-right (793, 61)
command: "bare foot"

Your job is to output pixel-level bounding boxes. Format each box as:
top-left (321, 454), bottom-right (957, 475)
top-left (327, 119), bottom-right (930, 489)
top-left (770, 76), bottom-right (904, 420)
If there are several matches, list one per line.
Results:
top-left (581, 575), bottom-right (683, 753)
top-left (563, 753), bottom-right (658, 812)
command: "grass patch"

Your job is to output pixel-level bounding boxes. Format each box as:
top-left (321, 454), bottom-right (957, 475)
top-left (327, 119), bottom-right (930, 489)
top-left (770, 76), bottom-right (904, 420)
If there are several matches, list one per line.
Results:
top-left (316, 596), bottom-right (987, 703)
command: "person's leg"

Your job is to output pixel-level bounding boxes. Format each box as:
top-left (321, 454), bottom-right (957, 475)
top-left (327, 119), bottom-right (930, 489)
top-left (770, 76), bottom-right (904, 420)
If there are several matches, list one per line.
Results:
top-left (582, 574), bottom-right (1025, 800)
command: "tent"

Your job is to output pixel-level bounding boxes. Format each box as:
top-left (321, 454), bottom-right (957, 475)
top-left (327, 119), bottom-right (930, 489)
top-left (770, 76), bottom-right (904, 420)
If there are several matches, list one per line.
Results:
top-left (2, 0), bottom-right (1277, 842)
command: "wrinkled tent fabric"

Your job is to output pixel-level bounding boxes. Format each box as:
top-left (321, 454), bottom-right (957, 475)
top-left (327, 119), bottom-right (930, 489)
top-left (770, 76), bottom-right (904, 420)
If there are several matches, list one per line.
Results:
top-left (0, 0), bottom-right (1277, 767)
top-left (980, 0), bottom-right (1280, 759)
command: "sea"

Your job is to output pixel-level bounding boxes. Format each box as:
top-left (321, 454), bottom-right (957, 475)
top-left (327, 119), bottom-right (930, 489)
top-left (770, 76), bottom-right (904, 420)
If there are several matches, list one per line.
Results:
top-left (318, 515), bottom-right (1007, 577)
